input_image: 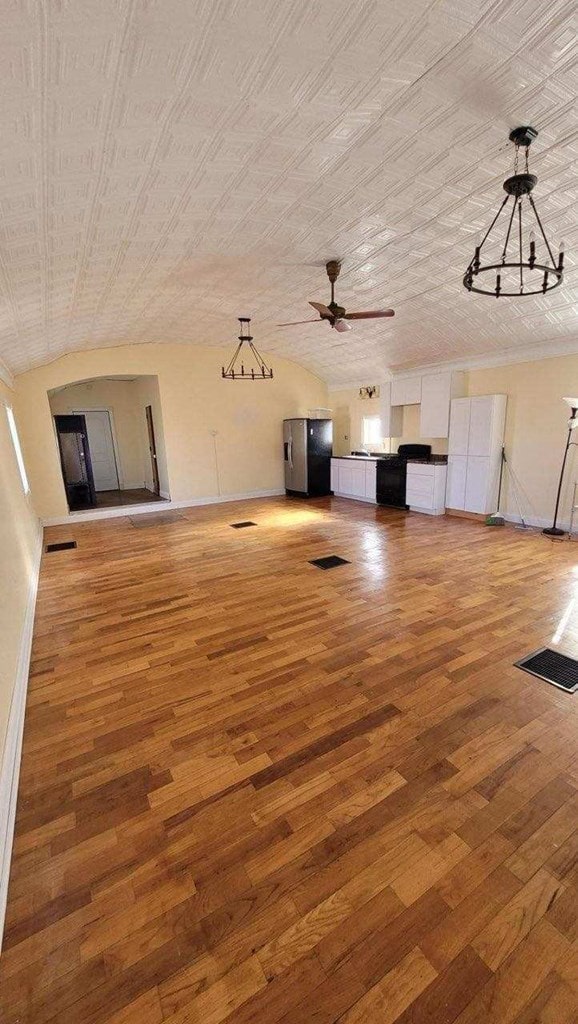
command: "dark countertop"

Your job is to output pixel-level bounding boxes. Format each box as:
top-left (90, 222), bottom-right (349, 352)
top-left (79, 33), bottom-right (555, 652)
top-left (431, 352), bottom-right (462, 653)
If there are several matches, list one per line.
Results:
top-left (333, 454), bottom-right (448, 464)
top-left (331, 455), bottom-right (382, 462)
top-left (407, 455), bottom-right (448, 465)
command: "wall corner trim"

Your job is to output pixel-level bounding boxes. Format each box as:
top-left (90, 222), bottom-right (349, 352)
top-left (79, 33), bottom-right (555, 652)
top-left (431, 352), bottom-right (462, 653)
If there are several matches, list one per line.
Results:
top-left (0, 519), bottom-right (43, 950)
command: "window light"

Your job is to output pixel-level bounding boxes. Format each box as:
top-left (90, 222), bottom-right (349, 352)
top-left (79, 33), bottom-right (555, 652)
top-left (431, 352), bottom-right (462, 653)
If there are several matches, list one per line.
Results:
top-left (362, 415), bottom-right (382, 447)
top-left (6, 405), bottom-right (30, 494)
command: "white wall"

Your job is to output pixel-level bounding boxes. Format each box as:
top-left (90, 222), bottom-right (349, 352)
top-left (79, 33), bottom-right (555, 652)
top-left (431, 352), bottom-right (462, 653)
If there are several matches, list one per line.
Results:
top-left (0, 382), bottom-right (42, 945)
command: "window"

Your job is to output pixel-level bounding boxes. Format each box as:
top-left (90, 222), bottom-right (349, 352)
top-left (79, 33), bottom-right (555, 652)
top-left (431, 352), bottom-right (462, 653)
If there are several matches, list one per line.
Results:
top-left (6, 405), bottom-right (30, 494)
top-left (362, 415), bottom-right (382, 448)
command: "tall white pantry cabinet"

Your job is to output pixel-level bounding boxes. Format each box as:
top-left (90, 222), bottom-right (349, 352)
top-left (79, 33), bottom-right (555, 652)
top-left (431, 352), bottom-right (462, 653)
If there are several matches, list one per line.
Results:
top-left (446, 395), bottom-right (507, 515)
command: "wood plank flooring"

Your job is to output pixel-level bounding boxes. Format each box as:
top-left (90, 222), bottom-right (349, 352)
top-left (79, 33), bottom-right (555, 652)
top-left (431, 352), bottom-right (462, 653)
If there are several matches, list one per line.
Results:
top-left (1, 496), bottom-right (578, 1023)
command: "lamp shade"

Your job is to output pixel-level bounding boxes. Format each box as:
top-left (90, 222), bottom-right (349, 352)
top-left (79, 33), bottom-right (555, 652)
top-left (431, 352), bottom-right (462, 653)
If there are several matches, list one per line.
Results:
top-left (562, 396), bottom-right (578, 409)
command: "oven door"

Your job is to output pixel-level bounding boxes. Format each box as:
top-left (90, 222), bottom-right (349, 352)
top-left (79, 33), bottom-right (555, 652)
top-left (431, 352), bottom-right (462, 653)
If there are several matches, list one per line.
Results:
top-left (376, 460), bottom-right (408, 508)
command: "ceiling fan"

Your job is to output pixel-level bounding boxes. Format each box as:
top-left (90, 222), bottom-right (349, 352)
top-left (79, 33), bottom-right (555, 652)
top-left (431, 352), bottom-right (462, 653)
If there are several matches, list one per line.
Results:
top-left (278, 260), bottom-right (395, 333)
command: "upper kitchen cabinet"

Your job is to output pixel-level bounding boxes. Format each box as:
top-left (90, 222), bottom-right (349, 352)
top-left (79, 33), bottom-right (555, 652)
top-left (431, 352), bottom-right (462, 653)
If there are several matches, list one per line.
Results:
top-left (391, 376), bottom-right (421, 406)
top-left (420, 371), bottom-right (466, 438)
top-left (379, 382), bottom-right (403, 437)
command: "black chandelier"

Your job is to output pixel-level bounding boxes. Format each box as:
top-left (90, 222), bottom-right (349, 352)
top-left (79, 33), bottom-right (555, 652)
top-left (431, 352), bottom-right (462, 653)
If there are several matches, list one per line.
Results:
top-left (463, 127), bottom-right (564, 298)
top-left (222, 318), bottom-right (273, 380)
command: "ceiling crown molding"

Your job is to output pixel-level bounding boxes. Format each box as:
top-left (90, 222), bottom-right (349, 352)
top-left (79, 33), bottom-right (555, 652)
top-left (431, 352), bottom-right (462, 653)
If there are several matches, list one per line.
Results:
top-left (327, 337), bottom-right (578, 391)
top-left (0, 356), bottom-right (14, 389)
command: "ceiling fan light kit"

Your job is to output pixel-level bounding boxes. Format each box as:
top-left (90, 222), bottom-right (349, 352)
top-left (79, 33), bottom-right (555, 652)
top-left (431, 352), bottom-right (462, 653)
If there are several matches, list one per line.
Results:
top-left (463, 127), bottom-right (564, 298)
top-left (222, 318), bottom-right (273, 380)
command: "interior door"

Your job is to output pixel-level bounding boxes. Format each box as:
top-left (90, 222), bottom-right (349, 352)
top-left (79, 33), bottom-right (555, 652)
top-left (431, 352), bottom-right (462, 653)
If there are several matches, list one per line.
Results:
top-left (74, 409), bottom-right (119, 491)
top-left (145, 405), bottom-right (160, 495)
top-left (54, 414), bottom-right (96, 510)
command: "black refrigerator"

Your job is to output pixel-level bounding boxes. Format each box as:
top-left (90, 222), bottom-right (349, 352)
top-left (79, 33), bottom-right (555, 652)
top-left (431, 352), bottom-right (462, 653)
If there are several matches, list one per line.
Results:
top-left (283, 418), bottom-right (332, 497)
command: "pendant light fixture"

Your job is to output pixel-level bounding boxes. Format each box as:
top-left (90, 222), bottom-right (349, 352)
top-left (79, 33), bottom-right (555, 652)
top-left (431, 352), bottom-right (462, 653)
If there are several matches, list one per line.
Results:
top-left (221, 318), bottom-right (273, 380)
top-left (463, 127), bottom-right (564, 298)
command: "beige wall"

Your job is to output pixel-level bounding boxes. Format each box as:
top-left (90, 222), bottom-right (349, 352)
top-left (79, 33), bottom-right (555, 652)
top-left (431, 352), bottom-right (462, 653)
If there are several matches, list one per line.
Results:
top-left (0, 382), bottom-right (40, 771)
top-left (14, 344), bottom-right (328, 519)
top-left (467, 354), bottom-right (578, 526)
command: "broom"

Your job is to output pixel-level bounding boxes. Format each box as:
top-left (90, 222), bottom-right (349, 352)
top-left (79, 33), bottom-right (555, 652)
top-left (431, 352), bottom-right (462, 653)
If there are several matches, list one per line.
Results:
top-left (485, 447), bottom-right (505, 526)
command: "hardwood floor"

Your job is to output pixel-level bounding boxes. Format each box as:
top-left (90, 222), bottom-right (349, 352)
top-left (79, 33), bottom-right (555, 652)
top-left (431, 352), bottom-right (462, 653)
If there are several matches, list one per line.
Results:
top-left (2, 495), bottom-right (578, 1023)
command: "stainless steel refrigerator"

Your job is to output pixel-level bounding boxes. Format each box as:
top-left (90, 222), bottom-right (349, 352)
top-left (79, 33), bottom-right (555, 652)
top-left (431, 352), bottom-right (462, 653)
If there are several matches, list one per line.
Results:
top-left (283, 418), bottom-right (332, 497)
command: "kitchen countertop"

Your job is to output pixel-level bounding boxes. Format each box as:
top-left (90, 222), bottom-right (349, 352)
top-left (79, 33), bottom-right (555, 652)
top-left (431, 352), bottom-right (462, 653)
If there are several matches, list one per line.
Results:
top-left (331, 455), bottom-right (382, 462)
top-left (332, 454), bottom-right (448, 464)
top-left (407, 455), bottom-right (448, 465)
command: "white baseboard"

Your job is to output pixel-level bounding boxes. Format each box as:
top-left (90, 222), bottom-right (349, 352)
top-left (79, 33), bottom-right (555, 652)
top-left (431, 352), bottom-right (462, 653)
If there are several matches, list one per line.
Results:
top-left (0, 520), bottom-right (43, 951)
top-left (502, 512), bottom-right (577, 533)
top-left (41, 488), bottom-right (285, 527)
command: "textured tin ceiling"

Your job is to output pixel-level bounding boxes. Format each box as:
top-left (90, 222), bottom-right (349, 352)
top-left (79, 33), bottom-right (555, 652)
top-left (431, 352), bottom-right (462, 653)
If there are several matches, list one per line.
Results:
top-left (0, 0), bottom-right (577, 384)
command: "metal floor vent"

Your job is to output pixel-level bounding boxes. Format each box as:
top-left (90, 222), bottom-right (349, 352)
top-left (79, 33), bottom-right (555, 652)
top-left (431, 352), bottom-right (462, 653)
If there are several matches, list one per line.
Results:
top-left (309, 555), bottom-right (350, 570)
top-left (46, 541), bottom-right (77, 552)
top-left (515, 647), bottom-right (578, 693)
top-left (230, 521), bottom-right (257, 528)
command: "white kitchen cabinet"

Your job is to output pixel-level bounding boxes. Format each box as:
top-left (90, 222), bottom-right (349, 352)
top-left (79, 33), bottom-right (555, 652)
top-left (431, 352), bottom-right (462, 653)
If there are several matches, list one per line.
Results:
top-left (406, 462), bottom-right (447, 516)
top-left (364, 461), bottom-right (377, 501)
top-left (391, 376), bottom-right (421, 407)
top-left (331, 458), bottom-right (376, 502)
top-left (420, 371), bottom-right (466, 438)
top-left (446, 456), bottom-right (468, 510)
top-left (447, 395), bottom-right (507, 515)
top-left (464, 457), bottom-right (492, 514)
top-left (448, 398), bottom-right (471, 455)
top-left (468, 397), bottom-right (495, 456)
top-left (379, 382), bottom-right (403, 437)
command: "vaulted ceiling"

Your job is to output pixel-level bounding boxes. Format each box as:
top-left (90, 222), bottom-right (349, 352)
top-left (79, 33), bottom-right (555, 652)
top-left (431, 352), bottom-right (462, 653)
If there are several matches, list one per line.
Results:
top-left (0, 0), bottom-right (576, 384)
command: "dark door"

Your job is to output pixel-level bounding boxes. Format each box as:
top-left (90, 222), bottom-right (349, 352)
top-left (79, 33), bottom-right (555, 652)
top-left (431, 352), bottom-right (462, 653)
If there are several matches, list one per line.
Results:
top-left (145, 405), bottom-right (160, 495)
top-left (54, 414), bottom-right (96, 510)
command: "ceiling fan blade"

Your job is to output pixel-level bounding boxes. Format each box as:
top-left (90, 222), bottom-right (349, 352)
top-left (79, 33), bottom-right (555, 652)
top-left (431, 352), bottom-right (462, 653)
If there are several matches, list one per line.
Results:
top-left (333, 319), bottom-right (352, 333)
top-left (309, 301), bottom-right (333, 317)
top-left (277, 318), bottom-right (322, 327)
top-left (344, 309), bottom-right (395, 319)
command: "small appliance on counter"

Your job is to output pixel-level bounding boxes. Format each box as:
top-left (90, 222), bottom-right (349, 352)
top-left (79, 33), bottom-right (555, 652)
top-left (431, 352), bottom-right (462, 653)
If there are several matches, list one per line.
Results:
top-left (376, 444), bottom-right (432, 508)
top-left (283, 418), bottom-right (332, 497)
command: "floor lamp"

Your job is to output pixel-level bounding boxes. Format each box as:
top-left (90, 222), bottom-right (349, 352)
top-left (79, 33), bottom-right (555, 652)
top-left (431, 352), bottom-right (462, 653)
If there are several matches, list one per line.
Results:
top-left (543, 396), bottom-right (578, 537)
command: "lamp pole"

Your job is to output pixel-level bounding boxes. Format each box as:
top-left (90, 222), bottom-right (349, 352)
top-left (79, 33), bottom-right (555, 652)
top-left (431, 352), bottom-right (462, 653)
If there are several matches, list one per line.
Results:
top-left (543, 405), bottom-right (578, 537)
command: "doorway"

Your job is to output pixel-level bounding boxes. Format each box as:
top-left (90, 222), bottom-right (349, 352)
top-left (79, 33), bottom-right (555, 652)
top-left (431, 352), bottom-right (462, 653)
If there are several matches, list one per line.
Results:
top-left (73, 409), bottom-right (120, 491)
top-left (145, 405), bottom-right (160, 496)
top-left (48, 375), bottom-right (170, 512)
